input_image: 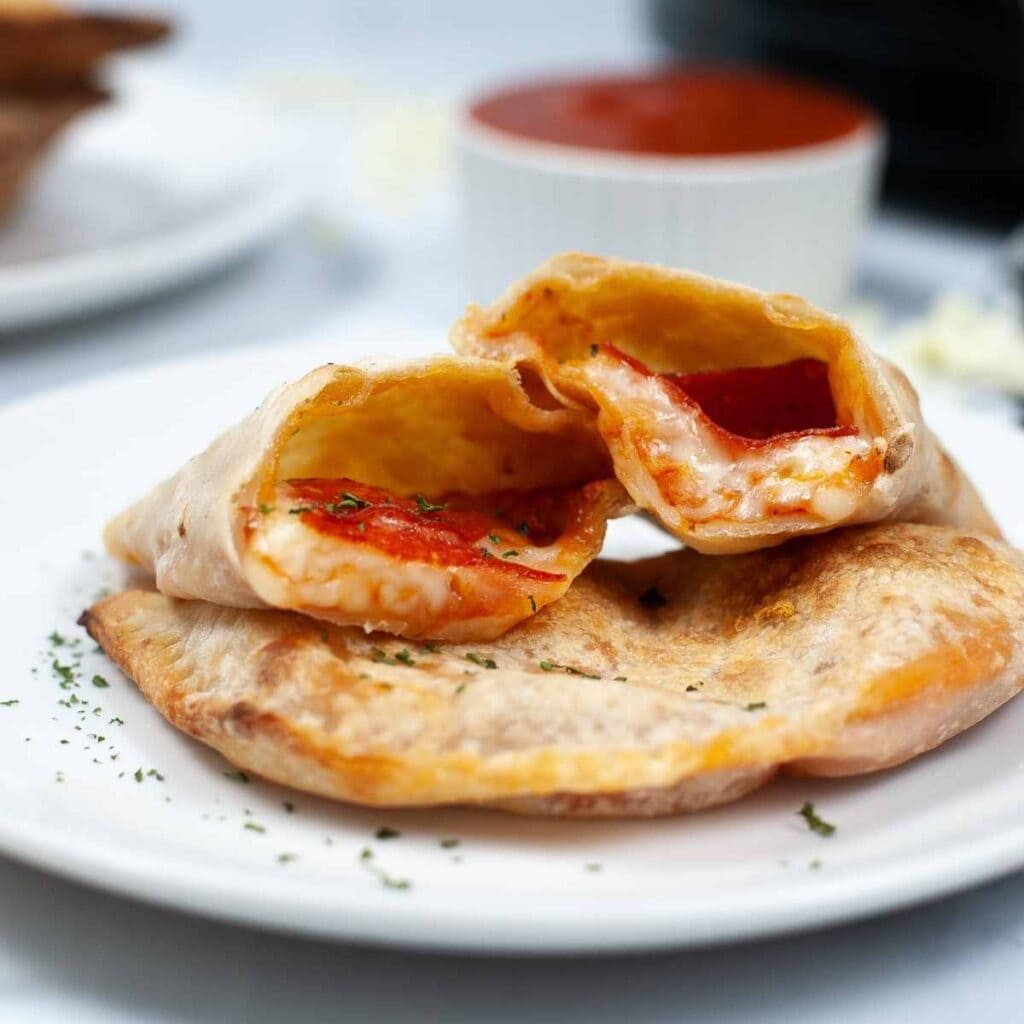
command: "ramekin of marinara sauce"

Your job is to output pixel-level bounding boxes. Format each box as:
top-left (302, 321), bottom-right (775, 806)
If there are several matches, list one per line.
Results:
top-left (458, 68), bottom-right (883, 308)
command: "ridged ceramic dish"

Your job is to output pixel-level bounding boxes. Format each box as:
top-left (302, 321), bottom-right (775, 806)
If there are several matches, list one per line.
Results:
top-left (458, 71), bottom-right (884, 307)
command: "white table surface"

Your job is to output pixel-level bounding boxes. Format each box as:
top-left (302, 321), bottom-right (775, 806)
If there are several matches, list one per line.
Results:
top-left (3, 2), bottom-right (1022, 1020)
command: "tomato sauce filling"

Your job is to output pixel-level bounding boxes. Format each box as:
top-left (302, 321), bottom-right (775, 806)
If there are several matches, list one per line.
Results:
top-left (282, 478), bottom-right (570, 583)
top-left (470, 70), bottom-right (870, 157)
top-left (600, 345), bottom-right (856, 446)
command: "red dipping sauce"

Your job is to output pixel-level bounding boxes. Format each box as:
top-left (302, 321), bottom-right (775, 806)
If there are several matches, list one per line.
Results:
top-left (470, 69), bottom-right (871, 157)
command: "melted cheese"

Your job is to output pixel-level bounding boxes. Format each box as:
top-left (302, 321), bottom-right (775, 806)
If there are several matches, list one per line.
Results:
top-left (240, 481), bottom-right (593, 641)
top-left (583, 355), bottom-right (881, 527)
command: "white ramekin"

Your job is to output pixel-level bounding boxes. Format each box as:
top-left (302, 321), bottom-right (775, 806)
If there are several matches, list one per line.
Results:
top-left (457, 99), bottom-right (884, 309)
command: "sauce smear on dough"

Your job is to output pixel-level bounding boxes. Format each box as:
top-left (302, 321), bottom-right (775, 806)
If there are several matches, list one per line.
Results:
top-left (284, 478), bottom-right (569, 582)
top-left (602, 346), bottom-right (856, 446)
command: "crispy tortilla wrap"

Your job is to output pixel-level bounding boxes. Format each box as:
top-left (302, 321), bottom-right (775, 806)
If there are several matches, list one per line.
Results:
top-left (83, 523), bottom-right (1024, 817)
top-left (452, 253), bottom-right (999, 553)
top-left (104, 357), bottom-right (628, 641)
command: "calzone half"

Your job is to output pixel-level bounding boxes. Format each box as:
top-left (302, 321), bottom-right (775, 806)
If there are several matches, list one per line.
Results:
top-left (452, 253), bottom-right (999, 553)
top-left (104, 357), bottom-right (628, 641)
top-left (83, 524), bottom-right (1024, 817)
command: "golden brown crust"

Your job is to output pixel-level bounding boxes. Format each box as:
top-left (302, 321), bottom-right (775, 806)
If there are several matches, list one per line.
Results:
top-left (83, 523), bottom-right (1024, 817)
top-left (0, 87), bottom-right (102, 219)
top-left (451, 253), bottom-right (1000, 551)
top-left (0, 5), bottom-right (169, 223)
top-left (0, 10), bottom-right (170, 91)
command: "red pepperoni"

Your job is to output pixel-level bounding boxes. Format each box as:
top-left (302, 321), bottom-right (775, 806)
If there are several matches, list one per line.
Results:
top-left (283, 478), bottom-right (568, 582)
top-left (602, 345), bottom-right (855, 446)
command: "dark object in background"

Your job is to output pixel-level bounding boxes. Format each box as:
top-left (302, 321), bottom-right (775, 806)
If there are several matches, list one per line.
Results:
top-left (650, 0), bottom-right (1024, 226)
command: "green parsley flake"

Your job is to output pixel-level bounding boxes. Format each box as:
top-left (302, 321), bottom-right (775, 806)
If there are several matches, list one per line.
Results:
top-left (798, 802), bottom-right (836, 837)
top-left (48, 631), bottom-right (66, 647)
top-left (501, 550), bottom-right (518, 559)
top-left (394, 649), bottom-right (415, 667)
top-left (52, 660), bottom-right (76, 689)
top-left (371, 647), bottom-right (391, 663)
top-left (539, 660), bottom-right (600, 679)
top-left (134, 768), bottom-right (144, 782)
top-left (465, 652), bottom-right (497, 670)
top-left (288, 506), bottom-right (314, 515)
top-left (283, 801), bottom-right (295, 813)
top-left (745, 701), bottom-right (767, 711)
top-left (328, 491), bottom-right (371, 513)
top-left (440, 838), bottom-right (460, 849)
top-left (527, 594), bottom-right (537, 613)
top-left (487, 532), bottom-right (501, 544)
top-left (585, 863), bottom-right (603, 872)
top-left (0, 699), bottom-right (19, 708)
top-left (422, 642), bottom-right (439, 653)
top-left (91, 674), bottom-right (110, 688)
top-left (259, 504), bottom-right (274, 515)
top-left (614, 676), bottom-right (628, 682)
top-left (375, 826), bottom-right (401, 840)
top-left (454, 682), bottom-right (468, 695)
top-left (244, 822), bottom-right (266, 834)
top-left (223, 770), bottom-right (250, 783)
top-left (277, 853), bottom-right (298, 864)
top-left (415, 494), bottom-right (447, 514)
top-left (358, 847), bottom-right (411, 890)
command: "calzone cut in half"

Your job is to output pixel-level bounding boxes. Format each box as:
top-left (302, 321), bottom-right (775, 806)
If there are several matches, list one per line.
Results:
top-left (452, 253), bottom-right (999, 553)
top-left (83, 524), bottom-right (1024, 817)
top-left (105, 357), bottom-right (629, 641)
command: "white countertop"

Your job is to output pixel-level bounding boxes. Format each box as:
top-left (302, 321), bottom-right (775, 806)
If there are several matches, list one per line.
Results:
top-left (3, 2), bottom-right (1022, 1020)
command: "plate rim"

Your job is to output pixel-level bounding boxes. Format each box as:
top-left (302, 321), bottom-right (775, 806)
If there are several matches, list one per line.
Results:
top-left (1, 785), bottom-right (1023, 954)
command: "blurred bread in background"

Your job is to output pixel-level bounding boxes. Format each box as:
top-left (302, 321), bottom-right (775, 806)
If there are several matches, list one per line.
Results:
top-left (0, 1), bottom-right (169, 224)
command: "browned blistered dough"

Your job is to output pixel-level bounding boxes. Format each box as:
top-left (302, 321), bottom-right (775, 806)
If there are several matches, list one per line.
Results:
top-left (0, 6), bottom-right (169, 90)
top-left (0, 3), bottom-right (170, 221)
top-left (83, 523), bottom-right (1024, 817)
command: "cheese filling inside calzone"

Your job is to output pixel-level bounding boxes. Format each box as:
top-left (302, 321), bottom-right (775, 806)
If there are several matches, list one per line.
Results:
top-left (245, 477), bottom-right (615, 637)
top-left (105, 357), bottom-right (630, 641)
top-left (584, 346), bottom-right (882, 528)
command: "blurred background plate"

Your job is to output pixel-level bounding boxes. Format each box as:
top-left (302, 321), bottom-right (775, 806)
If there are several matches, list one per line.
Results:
top-left (0, 65), bottom-right (309, 331)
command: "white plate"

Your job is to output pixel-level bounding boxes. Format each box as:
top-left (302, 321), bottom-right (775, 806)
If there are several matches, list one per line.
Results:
top-left (0, 67), bottom-right (307, 330)
top-left (4, 316), bottom-right (1024, 955)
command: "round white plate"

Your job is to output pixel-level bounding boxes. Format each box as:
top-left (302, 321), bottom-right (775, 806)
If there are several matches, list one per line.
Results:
top-left (0, 67), bottom-right (308, 330)
top-left (3, 316), bottom-right (1024, 955)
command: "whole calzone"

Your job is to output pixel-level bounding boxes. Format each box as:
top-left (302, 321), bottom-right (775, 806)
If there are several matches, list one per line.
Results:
top-left (451, 253), bottom-right (999, 553)
top-left (104, 356), bottom-right (629, 641)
